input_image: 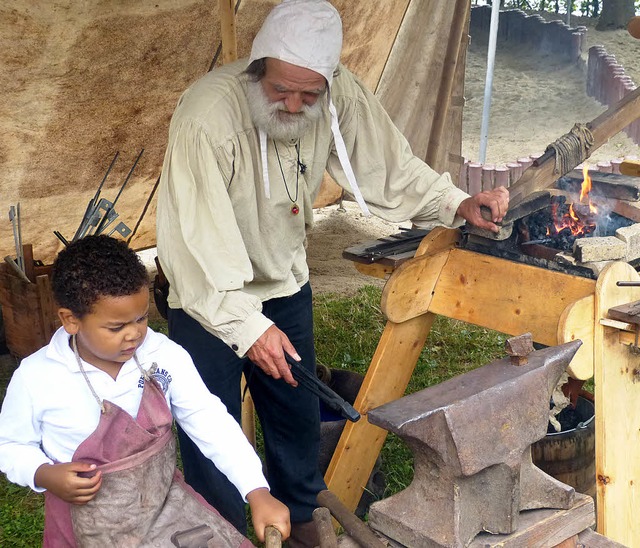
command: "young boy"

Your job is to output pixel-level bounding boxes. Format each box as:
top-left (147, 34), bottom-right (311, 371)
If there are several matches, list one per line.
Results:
top-left (0, 235), bottom-right (290, 546)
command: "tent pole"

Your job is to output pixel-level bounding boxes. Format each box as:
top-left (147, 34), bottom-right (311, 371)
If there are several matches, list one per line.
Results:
top-left (218, 0), bottom-right (238, 64)
top-left (218, 0), bottom-right (252, 446)
top-left (478, 0), bottom-right (501, 165)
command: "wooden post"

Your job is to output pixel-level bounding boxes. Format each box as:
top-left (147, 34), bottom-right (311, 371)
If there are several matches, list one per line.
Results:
top-left (240, 373), bottom-right (256, 448)
top-left (218, 0), bottom-right (237, 65)
top-left (592, 262), bottom-right (640, 545)
top-left (217, 1), bottom-right (254, 445)
top-left (324, 314), bottom-right (435, 511)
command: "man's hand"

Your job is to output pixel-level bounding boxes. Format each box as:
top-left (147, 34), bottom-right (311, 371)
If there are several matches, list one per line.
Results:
top-left (34, 462), bottom-right (102, 504)
top-left (246, 325), bottom-right (299, 386)
top-left (456, 186), bottom-right (509, 233)
top-left (246, 487), bottom-right (291, 543)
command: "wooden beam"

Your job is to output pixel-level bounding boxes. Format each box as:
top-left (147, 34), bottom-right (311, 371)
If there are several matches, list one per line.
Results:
top-left (324, 313), bottom-right (435, 512)
top-left (218, 0), bottom-right (237, 64)
top-left (382, 248), bottom-right (596, 348)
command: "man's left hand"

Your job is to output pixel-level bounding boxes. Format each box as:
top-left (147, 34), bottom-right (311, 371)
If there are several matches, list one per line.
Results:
top-left (456, 186), bottom-right (509, 233)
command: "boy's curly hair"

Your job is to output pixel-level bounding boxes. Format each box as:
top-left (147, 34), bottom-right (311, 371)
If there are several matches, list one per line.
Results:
top-left (51, 235), bottom-right (149, 317)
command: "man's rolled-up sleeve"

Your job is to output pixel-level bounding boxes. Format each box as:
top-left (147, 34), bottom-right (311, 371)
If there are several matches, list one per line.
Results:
top-left (157, 119), bottom-right (273, 356)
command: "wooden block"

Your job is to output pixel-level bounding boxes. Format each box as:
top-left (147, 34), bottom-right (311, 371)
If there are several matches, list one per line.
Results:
top-left (578, 527), bottom-right (628, 547)
top-left (620, 159), bottom-right (640, 178)
top-left (467, 494), bottom-right (593, 547)
top-left (22, 243), bottom-right (35, 283)
top-left (607, 300), bottom-right (640, 325)
top-left (36, 274), bottom-right (57, 345)
top-left (383, 248), bottom-right (596, 347)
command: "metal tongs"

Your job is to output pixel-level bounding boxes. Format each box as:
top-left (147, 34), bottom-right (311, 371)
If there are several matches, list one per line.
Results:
top-left (285, 355), bottom-right (361, 423)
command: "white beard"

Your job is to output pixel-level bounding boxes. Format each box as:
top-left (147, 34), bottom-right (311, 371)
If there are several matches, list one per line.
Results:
top-left (246, 80), bottom-right (324, 141)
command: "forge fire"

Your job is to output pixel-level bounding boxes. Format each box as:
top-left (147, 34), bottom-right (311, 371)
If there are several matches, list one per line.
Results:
top-left (519, 167), bottom-right (633, 253)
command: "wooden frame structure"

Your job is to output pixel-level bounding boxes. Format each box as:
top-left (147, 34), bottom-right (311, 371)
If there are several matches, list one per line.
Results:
top-left (326, 227), bottom-right (640, 547)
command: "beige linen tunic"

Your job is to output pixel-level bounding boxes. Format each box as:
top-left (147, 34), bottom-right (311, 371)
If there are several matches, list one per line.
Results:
top-left (157, 59), bottom-right (469, 357)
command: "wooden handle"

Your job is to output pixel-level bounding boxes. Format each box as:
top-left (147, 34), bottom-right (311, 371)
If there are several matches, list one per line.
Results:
top-left (317, 490), bottom-right (387, 548)
top-left (312, 507), bottom-right (338, 548)
top-left (620, 160), bottom-right (640, 178)
top-left (264, 525), bottom-right (282, 548)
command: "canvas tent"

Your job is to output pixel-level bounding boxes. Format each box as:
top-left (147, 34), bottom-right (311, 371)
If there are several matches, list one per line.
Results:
top-left (0, 0), bottom-right (468, 264)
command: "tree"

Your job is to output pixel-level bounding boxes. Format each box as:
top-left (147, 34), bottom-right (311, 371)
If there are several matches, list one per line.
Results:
top-left (596, 0), bottom-right (635, 28)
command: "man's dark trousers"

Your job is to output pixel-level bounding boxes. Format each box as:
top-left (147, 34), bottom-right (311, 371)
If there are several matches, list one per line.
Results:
top-left (168, 282), bottom-right (326, 533)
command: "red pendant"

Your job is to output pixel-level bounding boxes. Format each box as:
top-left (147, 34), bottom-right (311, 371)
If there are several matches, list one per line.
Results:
top-left (291, 204), bottom-right (300, 215)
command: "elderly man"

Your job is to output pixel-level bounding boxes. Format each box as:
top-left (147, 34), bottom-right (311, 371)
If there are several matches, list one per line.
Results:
top-left (157, 0), bottom-right (508, 545)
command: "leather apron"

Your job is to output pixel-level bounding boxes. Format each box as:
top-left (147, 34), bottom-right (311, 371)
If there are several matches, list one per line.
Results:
top-left (42, 348), bottom-right (254, 548)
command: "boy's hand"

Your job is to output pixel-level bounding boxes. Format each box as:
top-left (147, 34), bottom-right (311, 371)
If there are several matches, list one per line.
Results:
top-left (246, 487), bottom-right (290, 542)
top-left (34, 462), bottom-right (103, 504)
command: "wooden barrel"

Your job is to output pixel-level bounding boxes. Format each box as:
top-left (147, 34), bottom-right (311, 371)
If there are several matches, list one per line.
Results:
top-left (531, 395), bottom-right (596, 499)
top-left (0, 263), bottom-right (59, 360)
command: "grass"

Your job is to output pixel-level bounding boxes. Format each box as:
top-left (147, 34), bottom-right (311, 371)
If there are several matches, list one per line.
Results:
top-left (0, 285), bottom-right (507, 546)
top-left (313, 286), bottom-right (507, 497)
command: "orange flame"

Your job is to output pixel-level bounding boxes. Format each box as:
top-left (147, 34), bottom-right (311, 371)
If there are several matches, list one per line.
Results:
top-left (580, 165), bottom-right (592, 202)
top-left (549, 164), bottom-right (598, 237)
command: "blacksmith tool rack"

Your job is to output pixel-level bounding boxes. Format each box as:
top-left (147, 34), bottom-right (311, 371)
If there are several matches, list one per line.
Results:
top-left (55, 149), bottom-right (143, 246)
top-left (329, 226), bottom-right (640, 547)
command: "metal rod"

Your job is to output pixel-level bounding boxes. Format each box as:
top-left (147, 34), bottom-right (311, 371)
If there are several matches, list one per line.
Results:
top-left (73, 151), bottom-right (119, 241)
top-left (4, 256), bottom-right (31, 284)
top-left (53, 231), bottom-right (70, 247)
top-left (285, 355), bottom-right (360, 423)
top-left (8, 206), bottom-right (21, 271)
top-left (95, 149), bottom-right (144, 235)
top-left (520, 238), bottom-right (553, 246)
top-left (616, 281), bottom-right (640, 287)
top-left (16, 202), bottom-right (23, 271)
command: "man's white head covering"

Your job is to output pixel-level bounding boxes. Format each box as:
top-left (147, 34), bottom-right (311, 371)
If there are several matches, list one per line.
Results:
top-left (248, 0), bottom-right (370, 216)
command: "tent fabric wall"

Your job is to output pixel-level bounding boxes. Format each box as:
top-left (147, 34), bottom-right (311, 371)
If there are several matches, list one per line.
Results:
top-left (1, 0), bottom-right (464, 264)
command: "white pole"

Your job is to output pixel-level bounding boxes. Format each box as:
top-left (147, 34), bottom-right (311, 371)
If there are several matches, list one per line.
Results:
top-left (478, 0), bottom-right (501, 164)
